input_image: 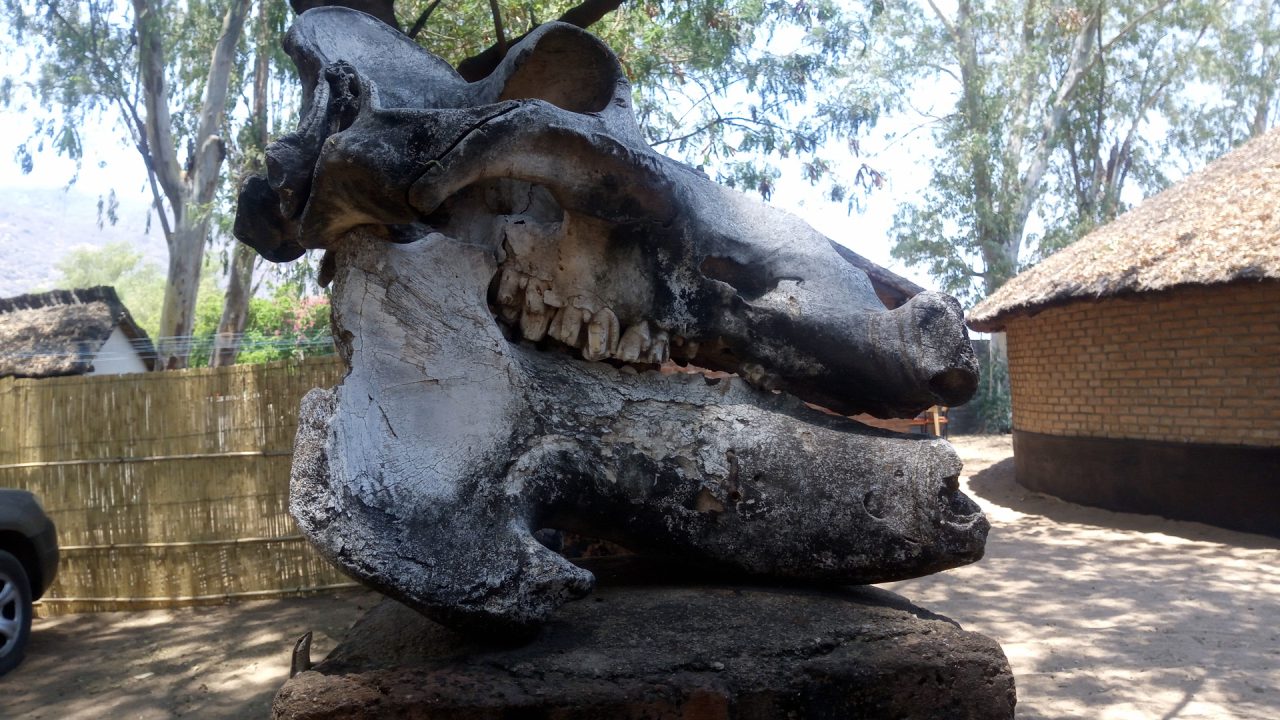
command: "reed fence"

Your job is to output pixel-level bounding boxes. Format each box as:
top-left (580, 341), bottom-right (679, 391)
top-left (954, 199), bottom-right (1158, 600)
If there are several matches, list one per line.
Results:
top-left (0, 357), bottom-right (354, 614)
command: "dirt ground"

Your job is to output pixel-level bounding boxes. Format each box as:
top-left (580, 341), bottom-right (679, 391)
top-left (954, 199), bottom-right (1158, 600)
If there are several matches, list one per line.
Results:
top-left (884, 435), bottom-right (1280, 720)
top-left (3, 590), bottom-right (377, 719)
top-left (3, 435), bottom-right (1277, 719)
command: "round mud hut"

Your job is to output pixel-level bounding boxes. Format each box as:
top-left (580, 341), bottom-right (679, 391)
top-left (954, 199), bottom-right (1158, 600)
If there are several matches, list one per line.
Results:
top-left (968, 130), bottom-right (1280, 537)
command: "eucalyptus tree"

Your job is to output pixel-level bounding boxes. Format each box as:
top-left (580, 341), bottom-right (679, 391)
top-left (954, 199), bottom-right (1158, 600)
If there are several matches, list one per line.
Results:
top-left (876, 0), bottom-right (1220, 304)
top-left (4, 0), bottom-right (253, 368)
top-left (1168, 0), bottom-right (1280, 162)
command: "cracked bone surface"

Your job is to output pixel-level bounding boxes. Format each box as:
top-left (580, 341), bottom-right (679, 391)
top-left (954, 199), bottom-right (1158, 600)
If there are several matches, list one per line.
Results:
top-left (236, 8), bottom-right (988, 631)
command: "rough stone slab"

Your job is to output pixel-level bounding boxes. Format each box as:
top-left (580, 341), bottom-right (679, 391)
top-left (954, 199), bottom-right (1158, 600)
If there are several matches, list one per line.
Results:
top-left (273, 560), bottom-right (1015, 719)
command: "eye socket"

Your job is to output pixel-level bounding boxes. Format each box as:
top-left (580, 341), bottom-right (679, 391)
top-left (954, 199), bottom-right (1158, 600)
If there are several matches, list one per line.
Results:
top-left (497, 30), bottom-right (617, 114)
top-left (699, 256), bottom-right (776, 300)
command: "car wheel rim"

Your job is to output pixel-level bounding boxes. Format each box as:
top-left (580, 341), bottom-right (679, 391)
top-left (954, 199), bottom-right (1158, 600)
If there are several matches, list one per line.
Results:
top-left (0, 571), bottom-right (22, 658)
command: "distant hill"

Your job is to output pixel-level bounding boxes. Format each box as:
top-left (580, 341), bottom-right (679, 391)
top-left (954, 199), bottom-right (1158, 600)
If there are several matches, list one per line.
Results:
top-left (0, 185), bottom-right (167, 297)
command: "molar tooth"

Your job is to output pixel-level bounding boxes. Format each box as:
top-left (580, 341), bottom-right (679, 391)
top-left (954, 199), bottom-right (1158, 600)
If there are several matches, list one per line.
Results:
top-left (617, 321), bottom-right (652, 363)
top-left (520, 280), bottom-right (552, 341)
top-left (646, 329), bottom-right (670, 364)
top-left (571, 295), bottom-right (600, 314)
top-left (583, 307), bottom-right (620, 362)
top-left (671, 337), bottom-right (700, 361)
top-left (740, 363), bottom-right (770, 390)
top-left (550, 305), bottom-right (586, 347)
top-left (496, 267), bottom-right (525, 307)
top-left (542, 288), bottom-right (564, 307)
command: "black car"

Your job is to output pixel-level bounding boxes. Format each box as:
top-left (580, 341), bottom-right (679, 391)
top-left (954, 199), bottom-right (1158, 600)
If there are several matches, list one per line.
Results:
top-left (0, 489), bottom-right (60, 676)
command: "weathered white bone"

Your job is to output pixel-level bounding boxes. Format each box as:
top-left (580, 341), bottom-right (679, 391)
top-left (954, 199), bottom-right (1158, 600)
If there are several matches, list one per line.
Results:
top-left (549, 305), bottom-right (586, 348)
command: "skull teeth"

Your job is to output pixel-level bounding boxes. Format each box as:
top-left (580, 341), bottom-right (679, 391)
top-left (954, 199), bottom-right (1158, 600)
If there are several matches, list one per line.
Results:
top-left (491, 275), bottom-right (783, 392)
top-left (492, 269), bottom-right (679, 366)
top-left (549, 304), bottom-right (586, 348)
top-left (520, 279), bottom-right (553, 341)
top-left (740, 363), bottom-right (782, 392)
top-left (646, 330), bottom-right (670, 364)
top-left (616, 321), bottom-right (652, 363)
top-left (584, 307), bottom-right (620, 361)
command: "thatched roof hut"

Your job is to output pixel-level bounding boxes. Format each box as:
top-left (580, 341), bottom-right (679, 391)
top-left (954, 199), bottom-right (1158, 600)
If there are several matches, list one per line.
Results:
top-left (964, 129), bottom-right (1280, 537)
top-left (970, 129), bottom-right (1280, 331)
top-left (0, 286), bottom-right (156, 378)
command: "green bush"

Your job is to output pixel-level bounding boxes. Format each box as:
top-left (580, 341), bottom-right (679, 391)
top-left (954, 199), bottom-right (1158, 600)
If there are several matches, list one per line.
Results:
top-left (973, 353), bottom-right (1013, 434)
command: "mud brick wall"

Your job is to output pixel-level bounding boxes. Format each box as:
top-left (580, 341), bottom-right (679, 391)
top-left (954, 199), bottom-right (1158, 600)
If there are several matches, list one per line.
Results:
top-left (1004, 280), bottom-right (1280, 447)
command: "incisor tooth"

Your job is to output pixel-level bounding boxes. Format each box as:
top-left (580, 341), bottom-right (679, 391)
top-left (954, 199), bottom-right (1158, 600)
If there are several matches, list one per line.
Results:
top-left (520, 280), bottom-right (551, 341)
top-left (617, 321), bottom-right (652, 363)
top-left (646, 329), bottom-right (670, 364)
top-left (583, 307), bottom-right (619, 361)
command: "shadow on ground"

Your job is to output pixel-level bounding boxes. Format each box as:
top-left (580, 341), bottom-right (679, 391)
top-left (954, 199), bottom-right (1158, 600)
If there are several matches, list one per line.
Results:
top-left (4, 590), bottom-right (375, 720)
top-left (968, 457), bottom-right (1280, 550)
top-left (884, 436), bottom-right (1280, 720)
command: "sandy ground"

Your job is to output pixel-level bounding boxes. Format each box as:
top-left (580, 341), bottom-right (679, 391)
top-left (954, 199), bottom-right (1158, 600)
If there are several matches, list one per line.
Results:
top-left (3, 435), bottom-right (1277, 718)
top-left (3, 590), bottom-right (376, 719)
top-left (884, 435), bottom-right (1280, 720)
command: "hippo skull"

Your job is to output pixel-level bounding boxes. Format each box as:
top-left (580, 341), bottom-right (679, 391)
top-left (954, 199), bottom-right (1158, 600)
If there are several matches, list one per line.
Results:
top-left (235, 8), bottom-right (987, 632)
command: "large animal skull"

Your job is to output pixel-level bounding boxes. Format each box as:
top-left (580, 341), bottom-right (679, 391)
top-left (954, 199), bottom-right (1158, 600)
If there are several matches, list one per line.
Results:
top-left (236, 8), bottom-right (988, 632)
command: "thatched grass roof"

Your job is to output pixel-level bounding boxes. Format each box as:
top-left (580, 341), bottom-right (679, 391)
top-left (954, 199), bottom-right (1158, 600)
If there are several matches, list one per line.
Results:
top-left (0, 286), bottom-right (156, 378)
top-left (969, 129), bottom-right (1280, 332)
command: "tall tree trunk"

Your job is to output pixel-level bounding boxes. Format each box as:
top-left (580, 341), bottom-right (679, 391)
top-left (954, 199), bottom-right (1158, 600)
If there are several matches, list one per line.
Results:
top-left (211, 244), bottom-right (257, 367)
top-left (141, 0), bottom-right (252, 369)
top-left (211, 0), bottom-right (271, 368)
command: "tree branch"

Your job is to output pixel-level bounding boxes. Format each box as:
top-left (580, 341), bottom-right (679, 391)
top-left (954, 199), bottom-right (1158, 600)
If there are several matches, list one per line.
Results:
top-left (190, 0), bottom-right (252, 209)
top-left (131, 0), bottom-right (186, 227)
top-left (925, 0), bottom-right (958, 43)
top-left (407, 0), bottom-right (443, 39)
top-left (487, 0), bottom-right (507, 57)
top-left (456, 0), bottom-right (623, 81)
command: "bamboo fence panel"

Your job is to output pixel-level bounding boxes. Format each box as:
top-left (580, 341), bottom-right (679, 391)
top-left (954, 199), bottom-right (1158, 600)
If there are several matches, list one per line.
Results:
top-left (0, 357), bottom-right (355, 613)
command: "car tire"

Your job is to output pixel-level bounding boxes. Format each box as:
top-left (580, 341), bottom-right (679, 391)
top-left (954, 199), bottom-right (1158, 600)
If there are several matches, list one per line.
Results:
top-left (0, 549), bottom-right (33, 676)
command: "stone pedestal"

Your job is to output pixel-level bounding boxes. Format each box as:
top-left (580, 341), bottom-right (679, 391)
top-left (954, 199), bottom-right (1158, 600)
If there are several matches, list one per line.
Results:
top-left (273, 559), bottom-right (1015, 719)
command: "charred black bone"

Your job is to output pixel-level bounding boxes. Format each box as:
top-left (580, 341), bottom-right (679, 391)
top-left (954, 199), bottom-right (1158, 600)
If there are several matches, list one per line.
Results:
top-left (235, 7), bottom-right (986, 632)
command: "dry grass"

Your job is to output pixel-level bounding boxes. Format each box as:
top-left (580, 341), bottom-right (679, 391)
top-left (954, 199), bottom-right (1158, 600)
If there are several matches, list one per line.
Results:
top-left (0, 287), bottom-right (136, 378)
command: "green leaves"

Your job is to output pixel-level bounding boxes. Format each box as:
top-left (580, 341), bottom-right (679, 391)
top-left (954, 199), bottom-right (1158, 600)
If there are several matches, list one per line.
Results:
top-left (876, 0), bottom-right (1263, 304)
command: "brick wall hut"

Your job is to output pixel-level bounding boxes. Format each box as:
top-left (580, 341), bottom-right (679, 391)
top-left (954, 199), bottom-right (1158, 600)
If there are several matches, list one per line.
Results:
top-left (968, 130), bottom-right (1280, 537)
